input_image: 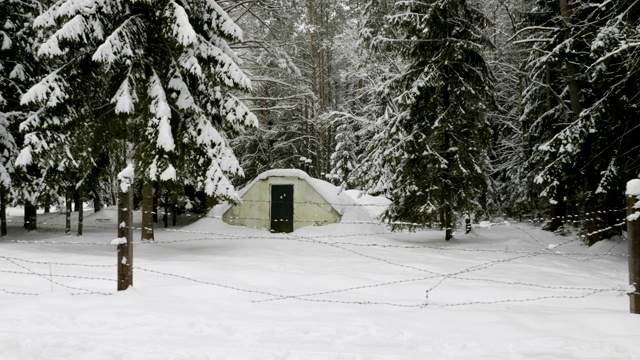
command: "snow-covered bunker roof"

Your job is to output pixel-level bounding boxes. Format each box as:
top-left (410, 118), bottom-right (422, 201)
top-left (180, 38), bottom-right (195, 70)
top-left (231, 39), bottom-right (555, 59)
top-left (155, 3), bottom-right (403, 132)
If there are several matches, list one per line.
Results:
top-left (221, 169), bottom-right (359, 232)
top-left (239, 169), bottom-right (356, 214)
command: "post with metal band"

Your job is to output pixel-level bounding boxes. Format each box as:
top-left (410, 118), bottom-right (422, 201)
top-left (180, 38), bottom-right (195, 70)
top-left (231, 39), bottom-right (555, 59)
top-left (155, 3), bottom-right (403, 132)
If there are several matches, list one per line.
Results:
top-left (626, 179), bottom-right (640, 314)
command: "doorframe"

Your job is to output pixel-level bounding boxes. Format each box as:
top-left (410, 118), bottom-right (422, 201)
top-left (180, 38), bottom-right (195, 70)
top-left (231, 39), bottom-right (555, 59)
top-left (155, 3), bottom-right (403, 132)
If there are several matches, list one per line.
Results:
top-left (270, 183), bottom-right (294, 233)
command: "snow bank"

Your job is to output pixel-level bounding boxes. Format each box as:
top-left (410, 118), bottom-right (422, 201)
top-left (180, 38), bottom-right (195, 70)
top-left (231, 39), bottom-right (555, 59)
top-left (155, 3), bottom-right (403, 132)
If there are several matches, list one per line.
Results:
top-left (344, 190), bottom-right (391, 220)
top-left (0, 218), bottom-right (636, 360)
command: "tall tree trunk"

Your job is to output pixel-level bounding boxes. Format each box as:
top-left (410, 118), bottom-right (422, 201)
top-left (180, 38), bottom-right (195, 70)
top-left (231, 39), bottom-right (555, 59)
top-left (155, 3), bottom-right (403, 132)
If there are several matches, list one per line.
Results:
top-left (544, 0), bottom-right (581, 234)
top-left (141, 180), bottom-right (154, 241)
top-left (443, 128), bottom-right (453, 241)
top-left (172, 203), bottom-right (177, 227)
top-left (77, 187), bottom-right (83, 236)
top-left (73, 188), bottom-right (80, 212)
top-left (1, 188), bottom-right (7, 237)
top-left (164, 191), bottom-right (169, 228)
top-left (24, 202), bottom-right (37, 231)
top-left (152, 183), bottom-right (158, 223)
top-left (65, 186), bottom-right (72, 236)
top-left (558, 0), bottom-right (583, 117)
top-left (545, 183), bottom-right (566, 232)
top-left (443, 88), bottom-right (453, 241)
top-left (93, 189), bottom-right (103, 213)
top-left (308, 0), bottom-right (318, 99)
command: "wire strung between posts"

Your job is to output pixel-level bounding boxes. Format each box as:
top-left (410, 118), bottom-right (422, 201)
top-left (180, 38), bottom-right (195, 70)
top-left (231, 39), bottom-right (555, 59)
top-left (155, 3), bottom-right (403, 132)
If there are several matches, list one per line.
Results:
top-left (128, 224), bottom-right (629, 266)
top-left (0, 288), bottom-right (40, 296)
top-left (156, 230), bottom-right (627, 261)
top-left (0, 256), bottom-right (113, 296)
top-left (163, 227), bottom-right (394, 239)
top-left (92, 234), bottom-right (620, 308)
top-left (0, 255), bottom-right (115, 268)
top-left (0, 269), bottom-right (115, 282)
top-left (423, 235), bottom-right (583, 297)
top-left (256, 234), bottom-right (587, 304)
top-left (135, 266), bottom-right (289, 298)
top-left (284, 287), bottom-right (623, 309)
top-left (253, 251), bottom-right (536, 304)
top-left (3, 212), bottom-right (630, 304)
top-left (434, 288), bottom-right (622, 308)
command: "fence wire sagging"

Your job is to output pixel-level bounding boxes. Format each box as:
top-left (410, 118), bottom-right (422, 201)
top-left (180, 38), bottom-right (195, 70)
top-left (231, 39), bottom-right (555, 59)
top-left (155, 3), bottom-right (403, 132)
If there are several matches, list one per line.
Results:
top-left (0, 209), bottom-right (631, 309)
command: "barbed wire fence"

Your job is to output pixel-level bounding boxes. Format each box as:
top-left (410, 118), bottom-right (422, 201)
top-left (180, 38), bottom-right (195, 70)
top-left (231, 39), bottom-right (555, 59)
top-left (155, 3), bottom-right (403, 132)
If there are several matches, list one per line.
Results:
top-left (0, 203), bottom-right (634, 309)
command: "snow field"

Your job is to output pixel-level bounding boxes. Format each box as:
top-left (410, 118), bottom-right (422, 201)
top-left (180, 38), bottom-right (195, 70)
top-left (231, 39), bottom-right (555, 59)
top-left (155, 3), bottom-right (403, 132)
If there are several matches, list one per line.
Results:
top-left (1, 209), bottom-right (639, 359)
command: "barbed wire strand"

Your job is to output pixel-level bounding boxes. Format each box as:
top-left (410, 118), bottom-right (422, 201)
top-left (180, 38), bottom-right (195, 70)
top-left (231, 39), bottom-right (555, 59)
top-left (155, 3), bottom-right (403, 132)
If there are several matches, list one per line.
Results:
top-left (0, 256), bottom-right (112, 296)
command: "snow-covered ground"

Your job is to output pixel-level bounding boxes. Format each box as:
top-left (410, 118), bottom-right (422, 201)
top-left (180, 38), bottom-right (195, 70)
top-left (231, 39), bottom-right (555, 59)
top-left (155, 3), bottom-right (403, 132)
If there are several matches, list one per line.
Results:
top-left (1, 204), bottom-right (639, 359)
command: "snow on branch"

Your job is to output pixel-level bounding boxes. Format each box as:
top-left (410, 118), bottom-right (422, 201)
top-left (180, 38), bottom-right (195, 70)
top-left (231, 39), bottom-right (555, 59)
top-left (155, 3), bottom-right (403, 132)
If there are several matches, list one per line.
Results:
top-left (168, 68), bottom-right (195, 110)
top-left (111, 76), bottom-right (137, 114)
top-left (222, 94), bottom-right (258, 129)
top-left (1, 31), bottom-right (11, 50)
top-left (192, 114), bottom-right (225, 149)
top-left (147, 72), bottom-right (175, 152)
top-left (203, 151), bottom-right (240, 200)
top-left (178, 51), bottom-right (203, 77)
top-left (167, 0), bottom-right (197, 46)
top-left (15, 145), bottom-right (33, 167)
top-left (34, 0), bottom-right (102, 29)
top-left (38, 15), bottom-right (89, 57)
top-left (20, 71), bottom-right (68, 107)
top-left (195, 36), bottom-right (251, 90)
top-left (55, 0), bottom-right (102, 19)
top-left (92, 16), bottom-right (142, 64)
top-left (0, 165), bottom-right (11, 188)
top-left (9, 64), bottom-right (26, 81)
top-left (202, 0), bottom-right (243, 42)
top-left (147, 154), bottom-right (177, 181)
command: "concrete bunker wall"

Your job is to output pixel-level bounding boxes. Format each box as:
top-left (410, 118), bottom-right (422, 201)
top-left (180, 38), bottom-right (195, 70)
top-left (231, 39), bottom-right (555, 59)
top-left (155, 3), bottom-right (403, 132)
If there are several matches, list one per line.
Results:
top-left (223, 176), bottom-right (341, 231)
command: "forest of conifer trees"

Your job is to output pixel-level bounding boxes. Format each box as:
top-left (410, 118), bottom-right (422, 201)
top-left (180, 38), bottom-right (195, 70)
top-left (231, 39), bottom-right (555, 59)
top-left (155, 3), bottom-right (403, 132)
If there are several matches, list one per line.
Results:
top-left (1, 0), bottom-right (638, 243)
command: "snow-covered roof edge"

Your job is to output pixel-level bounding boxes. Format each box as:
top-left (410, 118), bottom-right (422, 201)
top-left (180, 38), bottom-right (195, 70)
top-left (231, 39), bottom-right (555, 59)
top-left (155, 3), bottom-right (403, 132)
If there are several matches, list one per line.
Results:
top-left (217, 169), bottom-right (356, 216)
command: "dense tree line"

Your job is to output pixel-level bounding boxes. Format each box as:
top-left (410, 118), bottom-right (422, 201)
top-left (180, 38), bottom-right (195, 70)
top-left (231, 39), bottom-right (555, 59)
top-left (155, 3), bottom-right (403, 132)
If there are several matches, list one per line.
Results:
top-left (1, 0), bottom-right (638, 243)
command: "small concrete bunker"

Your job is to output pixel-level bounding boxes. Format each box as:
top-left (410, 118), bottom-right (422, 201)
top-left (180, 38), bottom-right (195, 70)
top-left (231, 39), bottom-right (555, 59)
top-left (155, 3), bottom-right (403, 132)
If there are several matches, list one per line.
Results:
top-left (223, 169), bottom-right (353, 232)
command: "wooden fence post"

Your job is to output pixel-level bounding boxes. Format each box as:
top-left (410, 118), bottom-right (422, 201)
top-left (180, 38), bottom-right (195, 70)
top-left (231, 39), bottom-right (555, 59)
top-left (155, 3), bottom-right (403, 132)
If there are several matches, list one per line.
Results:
top-left (626, 179), bottom-right (640, 314)
top-left (117, 166), bottom-right (134, 291)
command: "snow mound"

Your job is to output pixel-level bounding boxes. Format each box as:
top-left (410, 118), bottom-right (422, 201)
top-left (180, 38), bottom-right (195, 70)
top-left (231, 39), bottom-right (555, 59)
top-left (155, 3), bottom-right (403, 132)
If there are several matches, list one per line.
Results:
top-left (343, 190), bottom-right (391, 220)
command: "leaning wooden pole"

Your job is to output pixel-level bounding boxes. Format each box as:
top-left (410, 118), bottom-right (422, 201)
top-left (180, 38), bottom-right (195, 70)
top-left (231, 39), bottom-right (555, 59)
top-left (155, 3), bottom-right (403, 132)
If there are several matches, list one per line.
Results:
top-left (626, 179), bottom-right (640, 314)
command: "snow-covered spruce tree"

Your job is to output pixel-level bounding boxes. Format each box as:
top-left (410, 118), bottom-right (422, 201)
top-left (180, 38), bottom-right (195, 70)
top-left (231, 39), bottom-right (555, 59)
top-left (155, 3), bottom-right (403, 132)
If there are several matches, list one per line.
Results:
top-left (582, 0), bottom-right (640, 223)
top-left (517, 0), bottom-right (582, 233)
top-left (365, 0), bottom-right (495, 240)
top-left (328, 112), bottom-right (358, 188)
top-left (20, 0), bottom-right (258, 240)
top-left (0, 0), bottom-right (46, 233)
top-left (523, 0), bottom-right (640, 241)
top-left (478, 0), bottom-right (531, 220)
top-left (328, 3), bottom-right (402, 190)
top-left (233, 0), bottom-right (367, 179)
top-left (228, 1), bottom-right (309, 182)
top-left (345, 51), bottom-right (406, 200)
top-left (348, 1), bottom-right (410, 201)
top-left (517, 0), bottom-right (639, 241)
